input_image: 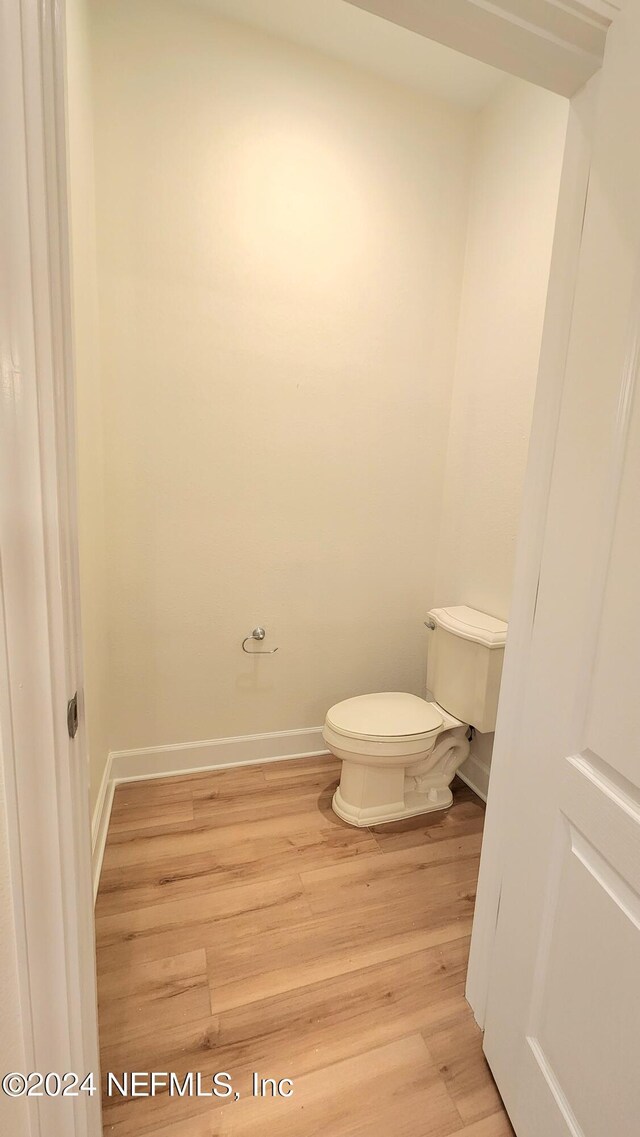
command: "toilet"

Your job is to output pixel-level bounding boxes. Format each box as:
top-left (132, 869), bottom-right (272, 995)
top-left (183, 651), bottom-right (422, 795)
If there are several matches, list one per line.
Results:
top-left (324, 605), bottom-right (507, 827)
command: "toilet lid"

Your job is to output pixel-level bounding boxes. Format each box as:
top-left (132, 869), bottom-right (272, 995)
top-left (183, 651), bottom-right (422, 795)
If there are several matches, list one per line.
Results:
top-left (325, 692), bottom-right (443, 742)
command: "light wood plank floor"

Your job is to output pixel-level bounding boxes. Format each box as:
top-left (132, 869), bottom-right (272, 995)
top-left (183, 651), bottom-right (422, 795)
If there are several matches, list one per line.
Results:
top-left (96, 756), bottom-right (514, 1137)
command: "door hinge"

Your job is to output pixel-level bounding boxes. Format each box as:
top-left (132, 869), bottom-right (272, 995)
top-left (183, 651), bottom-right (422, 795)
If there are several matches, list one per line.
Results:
top-left (67, 692), bottom-right (79, 739)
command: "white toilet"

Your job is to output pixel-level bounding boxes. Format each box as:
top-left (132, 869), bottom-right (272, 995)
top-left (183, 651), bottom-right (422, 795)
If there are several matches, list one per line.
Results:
top-left (324, 605), bottom-right (507, 827)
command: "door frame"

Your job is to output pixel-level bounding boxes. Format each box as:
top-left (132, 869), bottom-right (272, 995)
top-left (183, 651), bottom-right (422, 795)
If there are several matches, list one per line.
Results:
top-left (0, 1), bottom-right (99, 1135)
top-left (0, 4), bottom-right (617, 1137)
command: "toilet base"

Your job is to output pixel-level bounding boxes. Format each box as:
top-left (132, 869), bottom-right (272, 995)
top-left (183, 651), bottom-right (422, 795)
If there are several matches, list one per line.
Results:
top-left (332, 783), bottom-right (453, 828)
top-left (328, 722), bottom-right (470, 828)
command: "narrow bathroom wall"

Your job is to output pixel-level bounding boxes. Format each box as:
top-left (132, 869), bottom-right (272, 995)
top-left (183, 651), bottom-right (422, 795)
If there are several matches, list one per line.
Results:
top-left (436, 76), bottom-right (569, 794)
top-left (66, 0), bottom-right (110, 813)
top-left (90, 0), bottom-right (475, 755)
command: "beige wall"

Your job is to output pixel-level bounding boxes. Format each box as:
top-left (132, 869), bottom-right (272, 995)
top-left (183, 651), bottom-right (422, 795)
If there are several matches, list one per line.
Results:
top-left (90, 0), bottom-right (474, 751)
top-left (81, 4), bottom-right (567, 765)
top-left (67, 0), bottom-right (110, 810)
top-left (437, 77), bottom-right (568, 620)
top-left (436, 76), bottom-right (568, 783)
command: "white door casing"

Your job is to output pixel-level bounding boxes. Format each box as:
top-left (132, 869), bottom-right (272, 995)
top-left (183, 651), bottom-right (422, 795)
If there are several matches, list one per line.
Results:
top-left (0, 0), bottom-right (100, 1134)
top-left (480, 2), bottom-right (640, 1135)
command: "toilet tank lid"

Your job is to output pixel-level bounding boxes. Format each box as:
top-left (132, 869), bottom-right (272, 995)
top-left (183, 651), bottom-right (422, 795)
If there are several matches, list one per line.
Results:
top-left (428, 605), bottom-right (507, 649)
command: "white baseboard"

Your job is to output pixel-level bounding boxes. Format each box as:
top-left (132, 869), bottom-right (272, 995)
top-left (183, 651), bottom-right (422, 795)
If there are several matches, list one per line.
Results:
top-left (457, 749), bottom-right (490, 803)
top-left (91, 753), bottom-right (115, 903)
top-left (109, 725), bottom-right (327, 782)
top-left (90, 726), bottom-right (327, 902)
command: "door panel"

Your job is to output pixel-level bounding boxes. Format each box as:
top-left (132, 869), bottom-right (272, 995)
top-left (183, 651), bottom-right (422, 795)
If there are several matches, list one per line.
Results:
top-left (532, 760), bottom-right (640, 1135)
top-left (482, 3), bottom-right (640, 1135)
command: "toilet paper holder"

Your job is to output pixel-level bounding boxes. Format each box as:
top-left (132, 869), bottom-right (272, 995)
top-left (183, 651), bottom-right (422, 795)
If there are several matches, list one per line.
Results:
top-left (242, 627), bottom-right (279, 654)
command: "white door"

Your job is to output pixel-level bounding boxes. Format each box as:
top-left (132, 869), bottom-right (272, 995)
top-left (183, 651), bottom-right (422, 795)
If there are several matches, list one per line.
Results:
top-left (482, 4), bottom-right (640, 1136)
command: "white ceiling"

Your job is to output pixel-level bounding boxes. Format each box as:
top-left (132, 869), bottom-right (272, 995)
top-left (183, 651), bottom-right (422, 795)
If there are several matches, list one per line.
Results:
top-left (185, 0), bottom-right (507, 110)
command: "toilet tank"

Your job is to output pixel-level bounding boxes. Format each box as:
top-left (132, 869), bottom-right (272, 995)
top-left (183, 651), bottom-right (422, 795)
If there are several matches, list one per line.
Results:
top-left (426, 605), bottom-right (508, 733)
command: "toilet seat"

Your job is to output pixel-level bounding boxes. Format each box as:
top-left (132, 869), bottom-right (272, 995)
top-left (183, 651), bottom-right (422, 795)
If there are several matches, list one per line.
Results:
top-left (325, 692), bottom-right (443, 743)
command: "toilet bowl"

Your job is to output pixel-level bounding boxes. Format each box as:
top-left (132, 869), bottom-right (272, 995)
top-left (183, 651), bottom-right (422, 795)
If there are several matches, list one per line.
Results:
top-left (324, 605), bottom-right (507, 827)
top-left (324, 692), bottom-right (469, 826)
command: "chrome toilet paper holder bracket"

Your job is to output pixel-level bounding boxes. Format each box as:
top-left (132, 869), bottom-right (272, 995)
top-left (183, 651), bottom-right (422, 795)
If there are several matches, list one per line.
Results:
top-left (242, 627), bottom-right (279, 654)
